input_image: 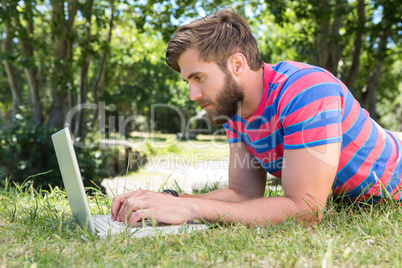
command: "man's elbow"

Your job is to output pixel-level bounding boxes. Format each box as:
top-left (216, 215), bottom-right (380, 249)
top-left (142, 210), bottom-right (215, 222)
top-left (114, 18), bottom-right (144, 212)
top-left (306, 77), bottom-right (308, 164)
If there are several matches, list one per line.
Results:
top-left (280, 199), bottom-right (326, 226)
top-left (295, 208), bottom-right (325, 226)
top-left (229, 188), bottom-right (265, 202)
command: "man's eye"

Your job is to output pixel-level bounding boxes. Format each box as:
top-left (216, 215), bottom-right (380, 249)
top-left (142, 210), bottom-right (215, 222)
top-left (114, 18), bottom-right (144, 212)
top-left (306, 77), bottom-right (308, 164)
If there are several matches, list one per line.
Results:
top-left (194, 76), bottom-right (201, 81)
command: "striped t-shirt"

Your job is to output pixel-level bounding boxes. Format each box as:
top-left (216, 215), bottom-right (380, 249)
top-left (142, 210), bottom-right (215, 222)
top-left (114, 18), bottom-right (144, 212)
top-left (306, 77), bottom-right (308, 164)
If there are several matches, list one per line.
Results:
top-left (224, 61), bottom-right (402, 203)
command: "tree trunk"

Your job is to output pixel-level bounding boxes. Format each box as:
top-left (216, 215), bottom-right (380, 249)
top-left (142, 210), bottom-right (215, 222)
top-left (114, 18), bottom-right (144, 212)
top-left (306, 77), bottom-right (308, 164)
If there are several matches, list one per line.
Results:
top-left (360, 59), bottom-right (384, 120)
top-left (48, 0), bottom-right (67, 129)
top-left (14, 2), bottom-right (43, 124)
top-left (2, 26), bottom-right (22, 121)
top-left (360, 29), bottom-right (389, 120)
top-left (90, 0), bottom-right (115, 130)
top-left (48, 0), bottom-right (78, 129)
top-left (67, 0), bottom-right (79, 133)
top-left (90, 54), bottom-right (109, 130)
top-left (327, 0), bottom-right (343, 74)
top-left (75, 0), bottom-right (94, 138)
top-left (313, 0), bottom-right (344, 75)
top-left (344, 0), bottom-right (365, 91)
top-left (313, 1), bottom-right (330, 69)
top-left (74, 53), bottom-right (91, 137)
top-left (68, 90), bottom-right (76, 133)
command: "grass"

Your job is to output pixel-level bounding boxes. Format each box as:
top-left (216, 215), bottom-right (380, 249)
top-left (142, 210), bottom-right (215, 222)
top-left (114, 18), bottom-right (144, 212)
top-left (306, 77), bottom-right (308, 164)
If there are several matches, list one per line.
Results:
top-left (1, 179), bottom-right (402, 267)
top-left (130, 132), bottom-right (230, 160)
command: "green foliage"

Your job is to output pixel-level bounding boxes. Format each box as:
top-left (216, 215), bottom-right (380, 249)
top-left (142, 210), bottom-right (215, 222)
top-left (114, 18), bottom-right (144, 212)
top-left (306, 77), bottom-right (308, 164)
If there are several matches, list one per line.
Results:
top-left (0, 0), bottom-right (401, 189)
top-left (0, 118), bottom-right (59, 188)
top-left (0, 67), bottom-right (13, 122)
top-left (259, 0), bottom-right (402, 124)
top-left (0, 118), bottom-right (110, 189)
top-left (128, 0), bottom-right (199, 42)
top-left (377, 59), bottom-right (402, 129)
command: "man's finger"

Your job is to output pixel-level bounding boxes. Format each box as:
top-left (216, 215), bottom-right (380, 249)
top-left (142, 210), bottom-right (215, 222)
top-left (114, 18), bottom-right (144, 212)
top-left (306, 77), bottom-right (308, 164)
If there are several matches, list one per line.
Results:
top-left (118, 198), bottom-right (135, 224)
top-left (111, 192), bottom-right (136, 220)
top-left (111, 190), bottom-right (153, 221)
top-left (110, 196), bottom-right (124, 220)
top-left (128, 209), bottom-right (149, 226)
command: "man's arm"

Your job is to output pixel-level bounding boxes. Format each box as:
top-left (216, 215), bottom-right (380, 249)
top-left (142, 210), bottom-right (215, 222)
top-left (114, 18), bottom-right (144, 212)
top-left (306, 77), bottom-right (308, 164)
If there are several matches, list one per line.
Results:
top-left (179, 142), bottom-right (267, 201)
top-left (111, 142), bottom-right (339, 226)
top-left (189, 142), bottom-right (340, 225)
top-left (110, 142), bottom-right (266, 223)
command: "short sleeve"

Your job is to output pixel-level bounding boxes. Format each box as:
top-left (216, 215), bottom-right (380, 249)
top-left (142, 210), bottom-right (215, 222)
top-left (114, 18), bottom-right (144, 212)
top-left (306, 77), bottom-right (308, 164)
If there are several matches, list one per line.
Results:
top-left (278, 69), bottom-right (344, 149)
top-left (223, 121), bottom-right (242, 144)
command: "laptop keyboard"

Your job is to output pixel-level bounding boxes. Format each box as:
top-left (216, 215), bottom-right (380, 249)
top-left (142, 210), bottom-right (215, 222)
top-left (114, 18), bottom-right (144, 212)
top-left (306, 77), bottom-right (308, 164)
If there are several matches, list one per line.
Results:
top-left (92, 215), bottom-right (127, 233)
top-left (92, 215), bottom-right (169, 234)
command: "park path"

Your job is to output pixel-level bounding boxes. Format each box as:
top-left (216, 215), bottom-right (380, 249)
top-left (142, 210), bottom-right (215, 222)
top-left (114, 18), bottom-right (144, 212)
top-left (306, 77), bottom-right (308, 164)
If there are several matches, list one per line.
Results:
top-left (101, 157), bottom-right (230, 196)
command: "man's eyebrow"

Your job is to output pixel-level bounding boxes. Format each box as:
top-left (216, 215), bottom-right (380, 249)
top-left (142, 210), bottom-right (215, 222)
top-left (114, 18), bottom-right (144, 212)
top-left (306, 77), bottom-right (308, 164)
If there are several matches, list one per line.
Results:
top-left (183, 72), bottom-right (203, 82)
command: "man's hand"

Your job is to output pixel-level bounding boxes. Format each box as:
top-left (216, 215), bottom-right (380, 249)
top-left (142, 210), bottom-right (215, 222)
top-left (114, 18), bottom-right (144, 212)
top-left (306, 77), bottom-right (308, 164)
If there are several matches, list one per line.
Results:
top-left (110, 189), bottom-right (197, 225)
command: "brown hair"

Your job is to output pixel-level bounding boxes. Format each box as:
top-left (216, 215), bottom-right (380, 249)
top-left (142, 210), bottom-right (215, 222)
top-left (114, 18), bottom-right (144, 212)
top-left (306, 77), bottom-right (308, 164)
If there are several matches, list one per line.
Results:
top-left (166, 8), bottom-right (264, 73)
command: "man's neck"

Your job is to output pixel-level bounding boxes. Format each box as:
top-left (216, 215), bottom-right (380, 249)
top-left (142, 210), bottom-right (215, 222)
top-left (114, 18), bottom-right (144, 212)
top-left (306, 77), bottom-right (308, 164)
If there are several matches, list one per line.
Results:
top-left (238, 66), bottom-right (265, 119)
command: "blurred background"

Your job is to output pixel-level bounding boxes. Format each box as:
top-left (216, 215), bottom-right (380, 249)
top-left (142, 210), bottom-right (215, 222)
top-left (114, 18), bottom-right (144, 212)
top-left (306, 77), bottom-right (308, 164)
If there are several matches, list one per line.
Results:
top-left (0, 0), bottom-right (401, 189)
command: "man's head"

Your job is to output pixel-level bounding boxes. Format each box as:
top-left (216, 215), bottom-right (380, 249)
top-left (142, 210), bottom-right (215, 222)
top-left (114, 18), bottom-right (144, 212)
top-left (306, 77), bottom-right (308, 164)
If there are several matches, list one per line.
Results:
top-left (166, 8), bottom-right (264, 74)
top-left (178, 47), bottom-right (245, 125)
top-left (166, 8), bottom-right (264, 125)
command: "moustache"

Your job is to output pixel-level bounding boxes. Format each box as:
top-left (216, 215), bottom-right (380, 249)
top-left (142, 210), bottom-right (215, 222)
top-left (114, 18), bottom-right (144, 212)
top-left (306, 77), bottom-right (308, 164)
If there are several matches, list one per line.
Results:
top-left (197, 99), bottom-right (213, 107)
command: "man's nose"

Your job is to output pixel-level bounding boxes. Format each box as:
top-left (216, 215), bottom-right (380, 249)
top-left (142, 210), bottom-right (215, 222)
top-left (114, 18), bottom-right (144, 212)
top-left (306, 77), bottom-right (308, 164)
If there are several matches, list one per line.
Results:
top-left (189, 84), bottom-right (203, 101)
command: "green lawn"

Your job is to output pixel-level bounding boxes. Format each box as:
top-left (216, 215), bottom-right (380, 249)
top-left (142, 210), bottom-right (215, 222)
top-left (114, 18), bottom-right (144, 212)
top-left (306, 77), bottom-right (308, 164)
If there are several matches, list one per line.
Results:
top-left (1, 180), bottom-right (401, 267)
top-left (137, 133), bottom-right (230, 161)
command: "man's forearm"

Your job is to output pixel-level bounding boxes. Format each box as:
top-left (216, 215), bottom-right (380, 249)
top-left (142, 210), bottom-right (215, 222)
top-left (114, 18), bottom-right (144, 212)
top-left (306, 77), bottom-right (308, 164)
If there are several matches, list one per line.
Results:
top-left (179, 188), bottom-right (248, 202)
top-left (188, 196), bottom-right (319, 226)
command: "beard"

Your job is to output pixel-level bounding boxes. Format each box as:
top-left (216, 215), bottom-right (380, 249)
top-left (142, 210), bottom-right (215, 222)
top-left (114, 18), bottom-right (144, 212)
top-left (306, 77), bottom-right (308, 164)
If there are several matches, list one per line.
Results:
top-left (198, 72), bottom-right (244, 125)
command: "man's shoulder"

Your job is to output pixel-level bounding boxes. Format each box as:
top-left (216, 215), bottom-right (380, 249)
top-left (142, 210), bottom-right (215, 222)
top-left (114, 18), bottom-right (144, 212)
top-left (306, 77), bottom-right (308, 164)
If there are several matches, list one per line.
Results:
top-left (270, 61), bottom-right (320, 78)
top-left (269, 61), bottom-right (340, 91)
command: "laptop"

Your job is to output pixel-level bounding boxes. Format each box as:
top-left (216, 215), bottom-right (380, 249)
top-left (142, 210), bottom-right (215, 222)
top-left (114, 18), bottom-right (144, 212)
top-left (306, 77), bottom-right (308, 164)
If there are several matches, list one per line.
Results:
top-left (51, 127), bottom-right (207, 238)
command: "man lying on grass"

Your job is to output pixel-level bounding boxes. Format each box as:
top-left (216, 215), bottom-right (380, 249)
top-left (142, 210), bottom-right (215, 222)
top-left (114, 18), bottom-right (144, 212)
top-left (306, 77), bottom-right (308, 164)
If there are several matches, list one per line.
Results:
top-left (111, 8), bottom-right (402, 226)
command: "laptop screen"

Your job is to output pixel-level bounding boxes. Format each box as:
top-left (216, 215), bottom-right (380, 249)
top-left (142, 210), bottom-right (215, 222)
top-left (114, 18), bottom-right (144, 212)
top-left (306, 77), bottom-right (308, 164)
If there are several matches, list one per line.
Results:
top-left (51, 127), bottom-right (95, 235)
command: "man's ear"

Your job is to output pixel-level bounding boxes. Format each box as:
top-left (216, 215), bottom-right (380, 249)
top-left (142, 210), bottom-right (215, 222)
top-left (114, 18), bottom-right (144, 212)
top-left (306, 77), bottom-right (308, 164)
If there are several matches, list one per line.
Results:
top-left (230, 53), bottom-right (247, 76)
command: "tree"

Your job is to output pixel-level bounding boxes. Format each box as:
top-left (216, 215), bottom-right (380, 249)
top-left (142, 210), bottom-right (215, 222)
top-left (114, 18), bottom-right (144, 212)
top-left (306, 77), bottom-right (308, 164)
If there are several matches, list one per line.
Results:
top-left (0, 0), bottom-right (400, 187)
top-left (1, 0), bottom-right (42, 123)
top-left (2, 22), bottom-right (22, 120)
top-left (15, 0), bottom-right (43, 124)
top-left (344, 0), bottom-right (365, 90)
top-left (359, 0), bottom-right (402, 119)
top-left (0, 0), bottom-right (200, 186)
top-left (262, 0), bottom-right (402, 121)
top-left (74, 0), bottom-right (94, 138)
top-left (47, 0), bottom-right (79, 129)
top-left (89, 0), bottom-right (116, 132)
